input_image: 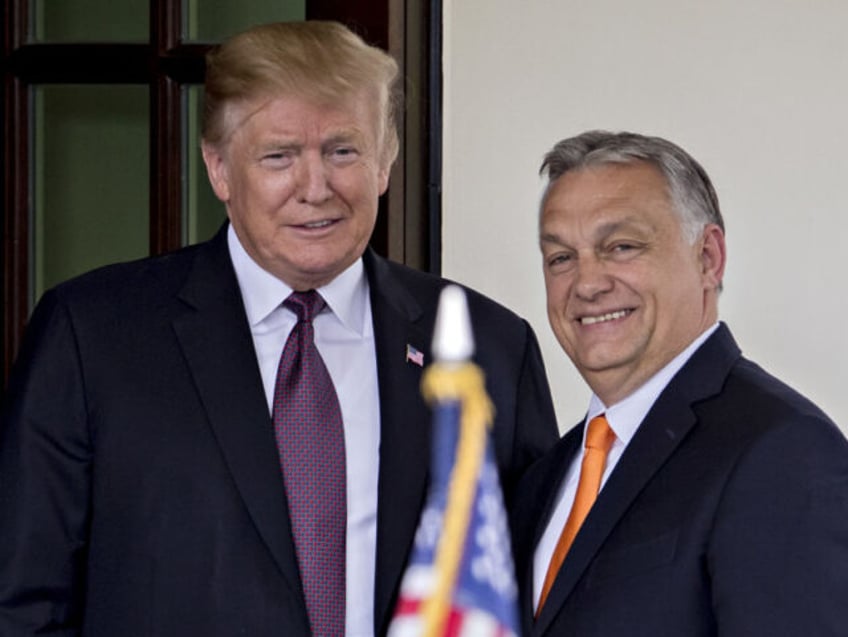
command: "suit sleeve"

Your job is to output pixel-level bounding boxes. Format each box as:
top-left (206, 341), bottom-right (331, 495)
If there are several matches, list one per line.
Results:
top-left (500, 319), bottom-right (559, 505)
top-left (708, 415), bottom-right (848, 635)
top-left (0, 290), bottom-right (91, 635)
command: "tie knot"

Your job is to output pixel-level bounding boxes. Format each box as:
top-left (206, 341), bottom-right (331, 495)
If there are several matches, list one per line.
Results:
top-left (284, 290), bottom-right (326, 323)
top-left (586, 414), bottom-right (615, 452)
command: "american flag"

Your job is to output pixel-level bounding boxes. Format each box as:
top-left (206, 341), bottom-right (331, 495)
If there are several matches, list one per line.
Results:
top-left (388, 365), bottom-right (519, 637)
top-left (406, 344), bottom-right (425, 367)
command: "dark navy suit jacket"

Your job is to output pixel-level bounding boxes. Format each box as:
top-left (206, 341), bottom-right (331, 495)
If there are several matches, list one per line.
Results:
top-left (512, 324), bottom-right (848, 636)
top-left (0, 224), bottom-right (558, 636)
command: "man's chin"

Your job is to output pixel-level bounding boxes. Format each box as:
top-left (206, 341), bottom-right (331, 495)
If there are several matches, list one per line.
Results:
top-left (573, 352), bottom-right (637, 383)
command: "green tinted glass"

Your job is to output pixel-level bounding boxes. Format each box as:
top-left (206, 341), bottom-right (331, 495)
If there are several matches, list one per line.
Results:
top-left (185, 0), bottom-right (305, 42)
top-left (32, 0), bottom-right (148, 43)
top-left (33, 85), bottom-right (150, 298)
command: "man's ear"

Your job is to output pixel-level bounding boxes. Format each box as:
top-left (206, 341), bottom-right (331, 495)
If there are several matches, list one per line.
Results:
top-left (700, 223), bottom-right (727, 290)
top-left (201, 140), bottom-right (230, 202)
top-left (377, 162), bottom-right (391, 196)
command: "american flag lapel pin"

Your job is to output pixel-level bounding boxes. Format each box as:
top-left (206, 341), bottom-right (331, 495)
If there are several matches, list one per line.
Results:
top-left (405, 343), bottom-right (424, 367)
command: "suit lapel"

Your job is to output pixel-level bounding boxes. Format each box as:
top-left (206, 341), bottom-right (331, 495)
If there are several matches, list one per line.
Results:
top-left (535, 325), bottom-right (741, 635)
top-left (171, 228), bottom-right (303, 602)
top-left (364, 251), bottom-right (434, 636)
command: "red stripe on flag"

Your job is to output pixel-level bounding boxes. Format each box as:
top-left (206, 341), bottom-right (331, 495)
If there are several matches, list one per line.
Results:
top-left (444, 606), bottom-right (464, 637)
top-left (393, 597), bottom-right (423, 616)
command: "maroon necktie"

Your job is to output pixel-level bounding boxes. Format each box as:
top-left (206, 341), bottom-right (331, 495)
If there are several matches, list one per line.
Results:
top-left (273, 290), bottom-right (346, 636)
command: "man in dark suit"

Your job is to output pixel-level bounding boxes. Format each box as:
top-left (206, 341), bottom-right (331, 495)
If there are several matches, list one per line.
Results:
top-left (0, 22), bottom-right (558, 636)
top-left (513, 130), bottom-right (848, 636)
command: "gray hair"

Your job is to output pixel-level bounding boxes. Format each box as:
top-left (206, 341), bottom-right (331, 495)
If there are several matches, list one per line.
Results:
top-left (540, 130), bottom-right (724, 243)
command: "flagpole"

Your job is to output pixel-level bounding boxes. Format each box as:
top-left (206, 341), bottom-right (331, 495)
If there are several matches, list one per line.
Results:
top-left (419, 286), bottom-right (494, 636)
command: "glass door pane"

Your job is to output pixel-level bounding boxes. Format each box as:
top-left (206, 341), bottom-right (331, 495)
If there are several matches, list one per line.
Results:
top-left (184, 0), bottom-right (305, 42)
top-left (184, 85), bottom-right (226, 244)
top-left (31, 0), bottom-right (149, 43)
top-left (33, 85), bottom-right (150, 299)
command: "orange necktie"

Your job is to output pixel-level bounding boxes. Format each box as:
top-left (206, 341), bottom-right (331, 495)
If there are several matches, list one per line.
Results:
top-left (536, 414), bottom-right (615, 615)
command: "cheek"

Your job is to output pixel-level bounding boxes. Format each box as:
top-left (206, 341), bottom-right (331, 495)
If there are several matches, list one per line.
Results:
top-left (546, 286), bottom-right (573, 336)
top-left (542, 268), bottom-right (557, 295)
top-left (346, 164), bottom-right (387, 200)
top-left (544, 273), bottom-right (572, 307)
top-left (245, 174), bottom-right (297, 209)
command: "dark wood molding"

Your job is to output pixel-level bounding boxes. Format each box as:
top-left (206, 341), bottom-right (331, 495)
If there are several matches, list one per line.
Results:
top-left (3, 0), bottom-right (30, 380)
top-left (307, 0), bottom-right (390, 49)
top-left (150, 0), bottom-right (185, 254)
top-left (2, 75), bottom-right (29, 383)
top-left (426, 0), bottom-right (443, 274)
top-left (157, 45), bottom-right (210, 83)
top-left (7, 44), bottom-right (152, 83)
top-left (150, 74), bottom-right (183, 254)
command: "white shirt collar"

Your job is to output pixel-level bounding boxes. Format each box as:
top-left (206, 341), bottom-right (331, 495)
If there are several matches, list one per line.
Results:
top-left (227, 224), bottom-right (369, 335)
top-left (587, 322), bottom-right (720, 445)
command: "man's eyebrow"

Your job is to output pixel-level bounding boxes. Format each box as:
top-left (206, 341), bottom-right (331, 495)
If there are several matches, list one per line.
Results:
top-left (258, 139), bottom-right (300, 150)
top-left (594, 219), bottom-right (642, 237)
top-left (540, 231), bottom-right (568, 246)
top-left (540, 217), bottom-right (652, 246)
top-left (323, 128), bottom-right (366, 144)
top-left (597, 217), bottom-right (656, 239)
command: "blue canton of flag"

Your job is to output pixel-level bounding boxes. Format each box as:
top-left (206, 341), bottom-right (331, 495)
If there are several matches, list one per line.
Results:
top-left (453, 441), bottom-right (518, 634)
top-left (388, 382), bottom-right (519, 637)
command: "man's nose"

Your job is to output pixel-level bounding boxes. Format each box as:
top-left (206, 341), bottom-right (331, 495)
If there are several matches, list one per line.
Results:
top-left (574, 255), bottom-right (613, 300)
top-left (296, 153), bottom-right (333, 204)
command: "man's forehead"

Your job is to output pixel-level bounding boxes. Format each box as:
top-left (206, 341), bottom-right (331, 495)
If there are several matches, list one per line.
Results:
top-left (225, 93), bottom-right (375, 137)
top-left (544, 164), bottom-right (672, 217)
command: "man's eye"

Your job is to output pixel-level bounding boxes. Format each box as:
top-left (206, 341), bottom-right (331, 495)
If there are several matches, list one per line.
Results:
top-left (546, 253), bottom-right (574, 271)
top-left (610, 242), bottom-right (642, 255)
top-left (329, 146), bottom-right (359, 162)
top-left (259, 150), bottom-right (298, 170)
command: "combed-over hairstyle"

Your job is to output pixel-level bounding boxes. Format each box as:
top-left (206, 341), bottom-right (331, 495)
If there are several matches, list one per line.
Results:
top-left (202, 20), bottom-right (400, 166)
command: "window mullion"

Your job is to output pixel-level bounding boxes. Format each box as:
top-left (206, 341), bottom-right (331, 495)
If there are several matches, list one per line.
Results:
top-left (149, 0), bottom-right (183, 254)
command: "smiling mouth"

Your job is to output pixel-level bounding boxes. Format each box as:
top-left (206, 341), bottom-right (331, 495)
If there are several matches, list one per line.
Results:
top-left (298, 219), bottom-right (337, 229)
top-left (580, 309), bottom-right (631, 325)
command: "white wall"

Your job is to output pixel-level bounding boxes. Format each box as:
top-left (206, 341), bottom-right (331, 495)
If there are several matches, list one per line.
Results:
top-left (442, 0), bottom-right (848, 434)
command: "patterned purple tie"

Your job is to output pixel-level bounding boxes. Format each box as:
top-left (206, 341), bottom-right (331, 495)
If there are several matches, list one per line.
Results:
top-left (273, 290), bottom-right (346, 636)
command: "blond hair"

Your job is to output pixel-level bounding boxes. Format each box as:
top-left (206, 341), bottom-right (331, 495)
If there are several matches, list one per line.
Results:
top-left (203, 21), bottom-right (399, 166)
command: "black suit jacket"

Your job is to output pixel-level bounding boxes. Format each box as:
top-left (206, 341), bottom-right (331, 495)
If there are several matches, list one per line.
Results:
top-left (512, 324), bottom-right (848, 636)
top-left (0, 225), bottom-right (558, 636)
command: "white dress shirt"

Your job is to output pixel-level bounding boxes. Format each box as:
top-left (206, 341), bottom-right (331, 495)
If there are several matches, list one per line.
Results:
top-left (532, 323), bottom-right (720, 610)
top-left (228, 226), bottom-right (380, 637)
